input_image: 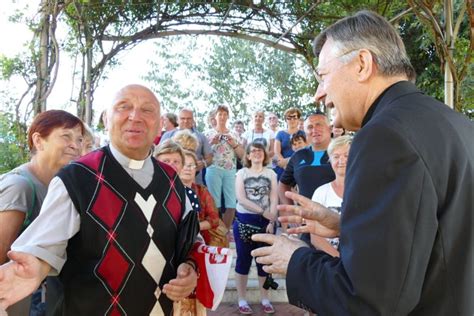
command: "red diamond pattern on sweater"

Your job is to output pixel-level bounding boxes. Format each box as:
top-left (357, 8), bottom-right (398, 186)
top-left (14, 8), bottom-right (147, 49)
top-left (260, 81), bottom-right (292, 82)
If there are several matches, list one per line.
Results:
top-left (78, 150), bottom-right (104, 173)
top-left (165, 189), bottom-right (181, 224)
top-left (96, 242), bottom-right (132, 294)
top-left (91, 184), bottom-right (125, 229)
top-left (160, 161), bottom-right (176, 178)
top-left (109, 306), bottom-right (122, 316)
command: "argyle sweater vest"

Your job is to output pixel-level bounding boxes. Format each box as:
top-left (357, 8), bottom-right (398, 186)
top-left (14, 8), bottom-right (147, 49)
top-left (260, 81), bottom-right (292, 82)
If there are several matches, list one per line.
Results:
top-left (55, 146), bottom-right (186, 315)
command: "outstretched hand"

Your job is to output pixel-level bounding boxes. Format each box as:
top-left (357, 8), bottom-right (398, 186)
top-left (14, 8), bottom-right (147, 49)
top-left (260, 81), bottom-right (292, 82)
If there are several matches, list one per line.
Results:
top-left (251, 233), bottom-right (308, 275)
top-left (162, 262), bottom-right (197, 302)
top-left (0, 251), bottom-right (50, 309)
top-left (278, 191), bottom-right (340, 238)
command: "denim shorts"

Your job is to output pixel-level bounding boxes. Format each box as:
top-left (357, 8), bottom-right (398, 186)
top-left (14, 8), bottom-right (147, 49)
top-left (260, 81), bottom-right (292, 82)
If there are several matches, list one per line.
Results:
top-left (205, 166), bottom-right (236, 209)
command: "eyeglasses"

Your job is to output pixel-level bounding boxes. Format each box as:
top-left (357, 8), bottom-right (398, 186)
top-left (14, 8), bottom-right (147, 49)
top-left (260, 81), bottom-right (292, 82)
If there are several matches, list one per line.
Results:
top-left (183, 164), bottom-right (196, 169)
top-left (249, 148), bottom-right (264, 153)
top-left (286, 115), bottom-right (299, 121)
top-left (315, 49), bottom-right (359, 85)
top-left (245, 186), bottom-right (269, 195)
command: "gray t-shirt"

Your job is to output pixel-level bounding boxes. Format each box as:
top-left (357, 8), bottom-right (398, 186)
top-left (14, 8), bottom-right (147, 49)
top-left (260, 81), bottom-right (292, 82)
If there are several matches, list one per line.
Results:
top-left (236, 167), bottom-right (275, 215)
top-left (0, 163), bottom-right (47, 227)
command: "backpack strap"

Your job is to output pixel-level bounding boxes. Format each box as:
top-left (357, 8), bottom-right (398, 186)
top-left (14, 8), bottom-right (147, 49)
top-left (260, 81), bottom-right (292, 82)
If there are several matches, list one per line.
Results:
top-left (10, 169), bottom-right (37, 232)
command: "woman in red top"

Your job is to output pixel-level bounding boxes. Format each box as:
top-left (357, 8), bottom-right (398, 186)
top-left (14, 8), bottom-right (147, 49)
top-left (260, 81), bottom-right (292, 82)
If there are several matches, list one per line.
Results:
top-left (179, 150), bottom-right (228, 247)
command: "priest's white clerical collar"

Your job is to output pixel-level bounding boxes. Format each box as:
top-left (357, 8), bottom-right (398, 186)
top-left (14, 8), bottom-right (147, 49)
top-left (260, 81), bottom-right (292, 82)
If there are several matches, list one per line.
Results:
top-left (109, 144), bottom-right (151, 170)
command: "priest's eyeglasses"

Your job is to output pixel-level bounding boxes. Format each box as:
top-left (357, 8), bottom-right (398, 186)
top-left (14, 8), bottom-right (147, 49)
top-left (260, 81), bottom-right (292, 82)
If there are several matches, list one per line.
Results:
top-left (315, 49), bottom-right (359, 85)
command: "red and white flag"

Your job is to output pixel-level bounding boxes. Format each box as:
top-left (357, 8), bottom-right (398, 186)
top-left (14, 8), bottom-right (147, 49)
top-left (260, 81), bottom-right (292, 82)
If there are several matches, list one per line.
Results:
top-left (192, 243), bottom-right (233, 310)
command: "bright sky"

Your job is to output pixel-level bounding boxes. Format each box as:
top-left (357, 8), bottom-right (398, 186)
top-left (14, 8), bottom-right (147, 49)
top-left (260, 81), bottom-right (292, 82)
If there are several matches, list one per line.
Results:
top-left (0, 2), bottom-right (251, 124)
top-left (0, 2), bottom-right (312, 126)
top-left (0, 2), bottom-right (153, 123)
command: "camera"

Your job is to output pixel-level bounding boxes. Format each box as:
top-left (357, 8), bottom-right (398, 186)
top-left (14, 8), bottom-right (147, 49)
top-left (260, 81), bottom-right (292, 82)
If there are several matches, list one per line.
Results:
top-left (220, 134), bottom-right (229, 142)
top-left (262, 274), bottom-right (279, 290)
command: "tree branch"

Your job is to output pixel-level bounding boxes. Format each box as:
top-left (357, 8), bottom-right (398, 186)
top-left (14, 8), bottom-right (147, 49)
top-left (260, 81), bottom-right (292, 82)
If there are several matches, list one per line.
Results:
top-left (456, 0), bottom-right (473, 87)
top-left (102, 29), bottom-right (297, 54)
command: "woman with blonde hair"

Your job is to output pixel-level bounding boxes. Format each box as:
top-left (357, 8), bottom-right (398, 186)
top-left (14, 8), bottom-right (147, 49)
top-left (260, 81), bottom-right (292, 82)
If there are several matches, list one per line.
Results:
top-left (153, 139), bottom-right (185, 171)
top-left (172, 130), bottom-right (199, 152)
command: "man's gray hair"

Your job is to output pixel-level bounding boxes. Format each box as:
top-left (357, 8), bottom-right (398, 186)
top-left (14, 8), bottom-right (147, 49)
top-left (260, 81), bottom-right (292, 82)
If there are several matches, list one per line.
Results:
top-left (313, 10), bottom-right (416, 82)
top-left (306, 112), bottom-right (330, 126)
top-left (179, 108), bottom-right (194, 116)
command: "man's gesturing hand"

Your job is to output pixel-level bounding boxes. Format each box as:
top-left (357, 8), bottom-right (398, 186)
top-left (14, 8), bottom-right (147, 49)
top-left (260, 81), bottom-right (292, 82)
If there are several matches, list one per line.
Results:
top-left (278, 191), bottom-right (340, 238)
top-left (251, 233), bottom-right (308, 275)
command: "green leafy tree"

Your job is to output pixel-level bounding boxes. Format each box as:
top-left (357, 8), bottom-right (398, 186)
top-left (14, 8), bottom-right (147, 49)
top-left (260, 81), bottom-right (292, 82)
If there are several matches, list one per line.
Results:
top-left (204, 37), bottom-right (315, 120)
top-left (143, 37), bottom-right (211, 130)
top-left (144, 36), bottom-right (315, 129)
top-left (407, 0), bottom-right (473, 112)
top-left (461, 61), bottom-right (473, 119)
top-left (399, 15), bottom-right (444, 101)
top-left (0, 110), bottom-right (28, 174)
top-left (0, 54), bottom-right (34, 173)
top-left (3, 0), bottom-right (472, 124)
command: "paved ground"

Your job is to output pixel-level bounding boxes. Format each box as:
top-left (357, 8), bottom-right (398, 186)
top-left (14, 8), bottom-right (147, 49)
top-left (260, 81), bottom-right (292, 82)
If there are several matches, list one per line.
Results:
top-left (208, 302), bottom-right (307, 315)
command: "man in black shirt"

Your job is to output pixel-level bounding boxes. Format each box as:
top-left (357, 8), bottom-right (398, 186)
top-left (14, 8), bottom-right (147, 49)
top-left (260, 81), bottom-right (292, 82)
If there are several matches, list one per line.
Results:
top-left (278, 112), bottom-right (335, 202)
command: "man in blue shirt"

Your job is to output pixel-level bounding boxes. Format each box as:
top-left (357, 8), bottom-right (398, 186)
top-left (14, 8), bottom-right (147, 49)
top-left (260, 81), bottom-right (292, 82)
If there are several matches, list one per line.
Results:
top-left (278, 112), bottom-right (335, 202)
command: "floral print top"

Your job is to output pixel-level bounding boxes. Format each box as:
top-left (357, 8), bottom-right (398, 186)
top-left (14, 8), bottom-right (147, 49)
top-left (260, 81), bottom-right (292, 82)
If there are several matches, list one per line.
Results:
top-left (205, 129), bottom-right (241, 170)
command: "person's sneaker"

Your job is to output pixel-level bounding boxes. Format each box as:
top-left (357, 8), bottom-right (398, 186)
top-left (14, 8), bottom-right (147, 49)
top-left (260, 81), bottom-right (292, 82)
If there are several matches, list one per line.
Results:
top-left (262, 302), bottom-right (275, 314)
top-left (238, 304), bottom-right (253, 314)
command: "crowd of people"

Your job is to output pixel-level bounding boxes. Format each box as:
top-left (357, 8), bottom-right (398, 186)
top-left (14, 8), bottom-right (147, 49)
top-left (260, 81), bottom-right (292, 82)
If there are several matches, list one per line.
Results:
top-left (0, 9), bottom-right (472, 316)
top-left (0, 86), bottom-right (344, 315)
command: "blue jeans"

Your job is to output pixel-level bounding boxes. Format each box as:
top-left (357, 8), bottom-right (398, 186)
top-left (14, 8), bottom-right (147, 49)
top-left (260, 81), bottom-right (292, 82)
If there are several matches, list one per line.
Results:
top-left (233, 212), bottom-right (269, 277)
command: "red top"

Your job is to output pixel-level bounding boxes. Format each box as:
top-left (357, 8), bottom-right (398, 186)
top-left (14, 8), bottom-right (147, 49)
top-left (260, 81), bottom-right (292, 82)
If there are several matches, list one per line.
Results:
top-left (191, 183), bottom-right (220, 244)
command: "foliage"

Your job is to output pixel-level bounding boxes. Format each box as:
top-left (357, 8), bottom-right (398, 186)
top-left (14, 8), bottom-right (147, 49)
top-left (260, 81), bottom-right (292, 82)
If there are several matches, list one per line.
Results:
top-left (0, 53), bottom-right (37, 131)
top-left (398, 16), bottom-right (444, 101)
top-left (143, 36), bottom-right (315, 129)
top-left (142, 37), bottom-right (209, 129)
top-left (2, 0), bottom-right (472, 124)
top-left (56, 0), bottom-right (417, 123)
top-left (407, 0), bottom-right (473, 112)
top-left (0, 53), bottom-right (36, 84)
top-left (460, 61), bottom-right (473, 119)
top-left (59, 0), bottom-right (471, 121)
top-left (0, 111), bottom-right (28, 174)
top-left (204, 37), bottom-right (315, 120)
top-left (0, 37), bottom-right (35, 171)
top-left (452, 10), bottom-right (473, 114)
top-left (0, 55), bottom-right (26, 80)
top-left (0, 54), bottom-right (35, 172)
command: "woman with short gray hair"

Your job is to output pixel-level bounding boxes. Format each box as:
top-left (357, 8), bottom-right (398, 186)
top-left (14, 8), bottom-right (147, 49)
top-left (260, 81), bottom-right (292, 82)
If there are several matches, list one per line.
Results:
top-left (310, 135), bottom-right (352, 257)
